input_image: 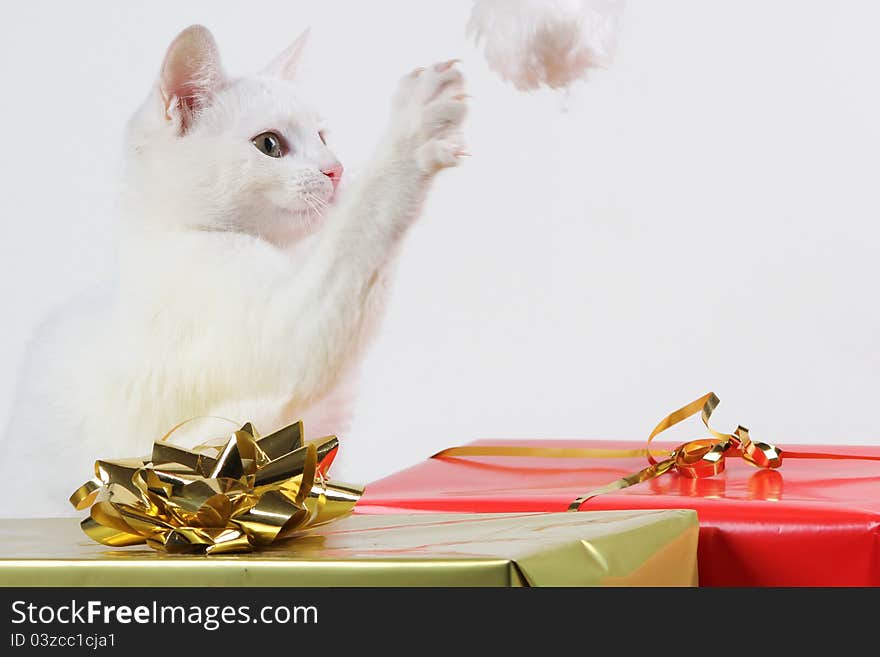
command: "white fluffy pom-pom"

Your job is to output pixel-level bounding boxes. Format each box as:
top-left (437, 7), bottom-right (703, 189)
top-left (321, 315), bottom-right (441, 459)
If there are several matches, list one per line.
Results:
top-left (468, 0), bottom-right (624, 91)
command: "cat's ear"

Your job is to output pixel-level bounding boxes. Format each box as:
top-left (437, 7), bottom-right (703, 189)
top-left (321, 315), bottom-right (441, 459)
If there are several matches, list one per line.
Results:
top-left (159, 25), bottom-right (226, 133)
top-left (261, 29), bottom-right (310, 81)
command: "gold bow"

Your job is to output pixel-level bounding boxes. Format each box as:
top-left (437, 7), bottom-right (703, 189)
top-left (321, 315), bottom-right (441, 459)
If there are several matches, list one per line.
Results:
top-left (566, 392), bottom-right (781, 509)
top-left (69, 419), bottom-right (363, 554)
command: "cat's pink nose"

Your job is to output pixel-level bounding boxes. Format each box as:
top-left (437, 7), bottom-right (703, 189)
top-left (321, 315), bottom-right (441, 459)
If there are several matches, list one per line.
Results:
top-left (321, 164), bottom-right (343, 189)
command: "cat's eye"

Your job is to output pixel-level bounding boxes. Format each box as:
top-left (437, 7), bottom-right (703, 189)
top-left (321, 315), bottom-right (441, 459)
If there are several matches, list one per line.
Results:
top-left (252, 132), bottom-right (284, 158)
top-left (318, 130), bottom-right (327, 145)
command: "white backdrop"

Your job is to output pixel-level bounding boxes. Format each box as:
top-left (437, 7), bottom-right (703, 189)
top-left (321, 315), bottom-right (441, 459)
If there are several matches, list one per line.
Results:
top-left (1, 1), bottom-right (879, 484)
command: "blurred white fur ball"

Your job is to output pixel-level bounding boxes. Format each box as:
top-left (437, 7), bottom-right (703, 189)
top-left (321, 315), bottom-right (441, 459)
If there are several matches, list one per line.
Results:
top-left (468, 0), bottom-right (624, 91)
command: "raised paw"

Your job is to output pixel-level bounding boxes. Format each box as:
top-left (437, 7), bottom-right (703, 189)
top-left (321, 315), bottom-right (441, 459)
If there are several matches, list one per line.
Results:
top-left (390, 60), bottom-right (468, 173)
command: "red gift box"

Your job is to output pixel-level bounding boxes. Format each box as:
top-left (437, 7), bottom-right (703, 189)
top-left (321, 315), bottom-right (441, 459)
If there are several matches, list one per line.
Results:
top-left (358, 436), bottom-right (880, 586)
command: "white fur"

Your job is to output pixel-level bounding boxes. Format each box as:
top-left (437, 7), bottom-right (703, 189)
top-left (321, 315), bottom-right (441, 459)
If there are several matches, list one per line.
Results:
top-left (468, 0), bottom-right (623, 91)
top-left (1, 26), bottom-right (467, 518)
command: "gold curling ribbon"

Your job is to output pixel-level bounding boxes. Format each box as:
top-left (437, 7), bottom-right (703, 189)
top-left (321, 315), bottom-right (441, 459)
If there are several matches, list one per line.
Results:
top-left (433, 392), bottom-right (880, 512)
top-left (69, 419), bottom-right (364, 554)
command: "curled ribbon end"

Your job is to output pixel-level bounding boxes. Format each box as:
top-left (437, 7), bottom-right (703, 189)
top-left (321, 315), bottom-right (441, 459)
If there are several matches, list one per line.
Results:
top-left (582, 393), bottom-right (783, 505)
top-left (69, 478), bottom-right (102, 511)
top-left (743, 441), bottom-right (783, 469)
top-left (674, 439), bottom-right (727, 479)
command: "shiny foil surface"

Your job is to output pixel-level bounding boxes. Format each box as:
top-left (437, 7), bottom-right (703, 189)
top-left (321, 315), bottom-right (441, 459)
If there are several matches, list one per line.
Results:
top-left (360, 394), bottom-right (880, 586)
top-left (0, 510), bottom-right (698, 587)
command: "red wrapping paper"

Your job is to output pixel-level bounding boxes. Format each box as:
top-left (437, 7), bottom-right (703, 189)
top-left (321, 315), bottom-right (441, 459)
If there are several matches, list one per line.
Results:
top-left (357, 440), bottom-right (880, 586)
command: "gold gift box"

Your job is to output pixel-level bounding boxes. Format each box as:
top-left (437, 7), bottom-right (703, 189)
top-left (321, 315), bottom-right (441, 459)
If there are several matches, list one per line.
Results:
top-left (0, 510), bottom-right (698, 587)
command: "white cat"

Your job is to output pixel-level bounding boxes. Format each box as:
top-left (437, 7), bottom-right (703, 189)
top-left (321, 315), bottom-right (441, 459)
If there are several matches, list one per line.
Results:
top-left (1, 25), bottom-right (467, 518)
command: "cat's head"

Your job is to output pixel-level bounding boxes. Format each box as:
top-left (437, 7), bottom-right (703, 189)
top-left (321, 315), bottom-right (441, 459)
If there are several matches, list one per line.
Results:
top-left (123, 25), bottom-right (341, 243)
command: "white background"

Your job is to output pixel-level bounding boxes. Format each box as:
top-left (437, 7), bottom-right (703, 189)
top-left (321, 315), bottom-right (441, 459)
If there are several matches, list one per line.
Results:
top-left (1, 1), bottom-right (878, 484)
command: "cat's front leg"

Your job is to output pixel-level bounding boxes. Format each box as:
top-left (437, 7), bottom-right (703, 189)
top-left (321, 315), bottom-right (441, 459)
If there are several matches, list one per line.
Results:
top-left (324, 61), bottom-right (469, 251)
top-left (270, 62), bottom-right (467, 415)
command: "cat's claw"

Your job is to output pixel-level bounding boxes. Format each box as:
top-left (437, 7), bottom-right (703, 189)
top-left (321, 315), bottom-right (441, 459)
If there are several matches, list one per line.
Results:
top-left (416, 139), bottom-right (468, 171)
top-left (391, 60), bottom-right (468, 174)
top-left (435, 59), bottom-right (460, 72)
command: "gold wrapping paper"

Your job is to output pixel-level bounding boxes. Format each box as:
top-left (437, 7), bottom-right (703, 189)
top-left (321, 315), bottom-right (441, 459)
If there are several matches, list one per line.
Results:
top-left (68, 419), bottom-right (363, 554)
top-left (0, 510), bottom-right (699, 587)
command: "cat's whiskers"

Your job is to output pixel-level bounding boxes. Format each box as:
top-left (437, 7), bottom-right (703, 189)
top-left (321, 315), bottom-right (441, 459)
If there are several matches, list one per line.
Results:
top-left (303, 192), bottom-right (329, 220)
top-left (309, 192), bottom-right (329, 209)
